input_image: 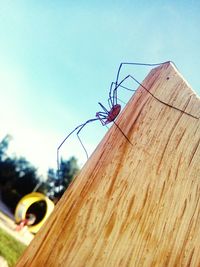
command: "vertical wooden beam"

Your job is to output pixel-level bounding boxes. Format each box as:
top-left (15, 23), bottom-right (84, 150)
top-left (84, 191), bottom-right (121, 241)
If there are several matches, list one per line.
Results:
top-left (16, 62), bottom-right (200, 267)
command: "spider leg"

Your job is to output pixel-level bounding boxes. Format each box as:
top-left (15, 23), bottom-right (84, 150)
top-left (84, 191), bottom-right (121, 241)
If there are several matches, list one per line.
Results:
top-left (128, 74), bottom-right (199, 119)
top-left (115, 61), bottom-right (175, 87)
top-left (96, 112), bottom-right (108, 126)
top-left (57, 123), bottom-right (84, 173)
top-left (108, 82), bottom-right (116, 107)
top-left (113, 82), bottom-right (135, 92)
top-left (111, 62), bottom-right (171, 107)
top-left (76, 118), bottom-right (101, 159)
top-left (98, 102), bottom-right (109, 113)
top-left (113, 120), bottom-right (133, 146)
top-left (97, 112), bottom-right (107, 116)
top-left (112, 75), bottom-right (135, 106)
top-left (57, 118), bottom-right (99, 177)
top-left (108, 81), bottom-right (136, 107)
top-left (114, 74), bottom-right (199, 120)
top-left (97, 107), bottom-right (132, 143)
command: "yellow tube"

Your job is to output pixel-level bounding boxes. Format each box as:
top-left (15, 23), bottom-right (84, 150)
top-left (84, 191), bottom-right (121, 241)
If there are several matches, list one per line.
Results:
top-left (15, 192), bottom-right (54, 234)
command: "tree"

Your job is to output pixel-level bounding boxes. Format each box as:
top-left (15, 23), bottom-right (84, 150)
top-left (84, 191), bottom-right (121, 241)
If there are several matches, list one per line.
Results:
top-left (0, 135), bottom-right (40, 211)
top-left (1, 156), bottom-right (40, 211)
top-left (0, 134), bottom-right (12, 161)
top-left (39, 157), bottom-right (79, 202)
top-left (0, 135), bottom-right (80, 209)
top-left (59, 156), bottom-right (79, 189)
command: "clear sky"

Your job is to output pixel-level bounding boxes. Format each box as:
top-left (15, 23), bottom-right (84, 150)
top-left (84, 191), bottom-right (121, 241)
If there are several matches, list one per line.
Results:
top-left (0, 1), bottom-right (200, 177)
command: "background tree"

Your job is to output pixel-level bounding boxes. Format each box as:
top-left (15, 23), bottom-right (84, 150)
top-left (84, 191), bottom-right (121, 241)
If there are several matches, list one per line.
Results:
top-left (0, 134), bottom-right (13, 186)
top-left (0, 135), bottom-right (40, 211)
top-left (59, 156), bottom-right (79, 191)
top-left (0, 135), bottom-right (80, 210)
top-left (39, 157), bottom-right (79, 202)
top-left (0, 134), bottom-right (12, 160)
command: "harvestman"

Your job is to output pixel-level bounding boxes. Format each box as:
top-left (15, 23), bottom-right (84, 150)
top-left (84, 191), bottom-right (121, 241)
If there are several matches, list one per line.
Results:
top-left (57, 61), bottom-right (198, 175)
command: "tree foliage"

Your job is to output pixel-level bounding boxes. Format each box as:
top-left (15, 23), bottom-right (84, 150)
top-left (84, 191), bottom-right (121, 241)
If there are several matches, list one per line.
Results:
top-left (0, 135), bottom-right (80, 210)
top-left (39, 157), bottom-right (79, 202)
top-left (0, 135), bottom-right (40, 211)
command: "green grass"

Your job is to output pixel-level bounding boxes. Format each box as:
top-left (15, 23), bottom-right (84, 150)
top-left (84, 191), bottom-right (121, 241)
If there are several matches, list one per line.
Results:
top-left (0, 227), bottom-right (27, 267)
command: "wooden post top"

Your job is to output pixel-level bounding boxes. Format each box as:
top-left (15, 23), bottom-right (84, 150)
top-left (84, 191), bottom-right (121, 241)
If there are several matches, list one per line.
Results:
top-left (16, 62), bottom-right (200, 267)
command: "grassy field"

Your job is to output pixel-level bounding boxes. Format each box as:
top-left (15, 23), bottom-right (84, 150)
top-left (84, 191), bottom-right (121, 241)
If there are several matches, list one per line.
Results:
top-left (0, 227), bottom-right (27, 267)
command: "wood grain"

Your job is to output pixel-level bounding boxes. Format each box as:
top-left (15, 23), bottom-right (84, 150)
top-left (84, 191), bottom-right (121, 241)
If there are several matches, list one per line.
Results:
top-left (16, 62), bottom-right (200, 267)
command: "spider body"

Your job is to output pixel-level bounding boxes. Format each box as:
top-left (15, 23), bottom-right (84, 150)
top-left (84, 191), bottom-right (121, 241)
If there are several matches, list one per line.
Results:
top-left (106, 104), bottom-right (121, 123)
top-left (96, 103), bottom-right (121, 125)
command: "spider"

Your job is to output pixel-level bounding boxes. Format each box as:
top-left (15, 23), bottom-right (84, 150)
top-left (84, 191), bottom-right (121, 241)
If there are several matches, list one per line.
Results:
top-left (57, 61), bottom-right (198, 175)
top-left (56, 80), bottom-right (133, 174)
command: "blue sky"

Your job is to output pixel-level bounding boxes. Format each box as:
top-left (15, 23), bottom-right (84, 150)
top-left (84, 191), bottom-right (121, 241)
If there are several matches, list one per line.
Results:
top-left (0, 1), bottom-right (200, 177)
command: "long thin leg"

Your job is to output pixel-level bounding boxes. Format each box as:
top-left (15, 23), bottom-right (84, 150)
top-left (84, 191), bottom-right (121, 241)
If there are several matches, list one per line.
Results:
top-left (113, 74), bottom-right (199, 119)
top-left (112, 82), bottom-right (137, 106)
top-left (112, 75), bottom-right (135, 105)
top-left (57, 124), bottom-right (84, 173)
top-left (98, 102), bottom-right (109, 113)
top-left (114, 62), bottom-right (172, 103)
top-left (96, 112), bottom-right (108, 126)
top-left (57, 118), bottom-right (99, 177)
top-left (76, 118), bottom-right (100, 159)
top-left (97, 112), bottom-right (108, 116)
top-left (128, 74), bottom-right (199, 119)
top-left (108, 82), bottom-right (116, 107)
top-left (113, 120), bottom-right (133, 146)
top-left (108, 81), bottom-right (136, 107)
top-left (115, 61), bottom-right (175, 87)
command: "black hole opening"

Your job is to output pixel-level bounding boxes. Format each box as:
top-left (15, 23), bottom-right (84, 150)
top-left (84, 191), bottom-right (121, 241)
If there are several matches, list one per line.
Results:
top-left (26, 200), bottom-right (47, 226)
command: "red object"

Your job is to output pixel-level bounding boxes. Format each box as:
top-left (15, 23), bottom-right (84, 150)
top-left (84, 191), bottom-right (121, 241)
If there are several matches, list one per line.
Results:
top-left (15, 213), bottom-right (36, 231)
top-left (96, 104), bottom-right (121, 125)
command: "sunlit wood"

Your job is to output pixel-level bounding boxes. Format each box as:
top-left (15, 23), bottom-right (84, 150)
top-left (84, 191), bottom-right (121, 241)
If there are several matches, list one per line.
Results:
top-left (16, 62), bottom-right (200, 267)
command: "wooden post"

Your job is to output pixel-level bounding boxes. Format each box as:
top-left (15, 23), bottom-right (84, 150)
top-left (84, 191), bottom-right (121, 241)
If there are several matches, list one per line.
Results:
top-left (16, 62), bottom-right (200, 267)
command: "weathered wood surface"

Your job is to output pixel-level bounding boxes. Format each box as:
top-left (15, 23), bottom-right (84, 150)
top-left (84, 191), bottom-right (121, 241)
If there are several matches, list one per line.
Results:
top-left (16, 62), bottom-right (200, 267)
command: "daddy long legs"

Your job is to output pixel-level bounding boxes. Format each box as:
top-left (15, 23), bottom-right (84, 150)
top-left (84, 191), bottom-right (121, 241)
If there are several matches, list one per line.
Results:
top-left (57, 61), bottom-right (199, 177)
top-left (57, 80), bottom-right (134, 177)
